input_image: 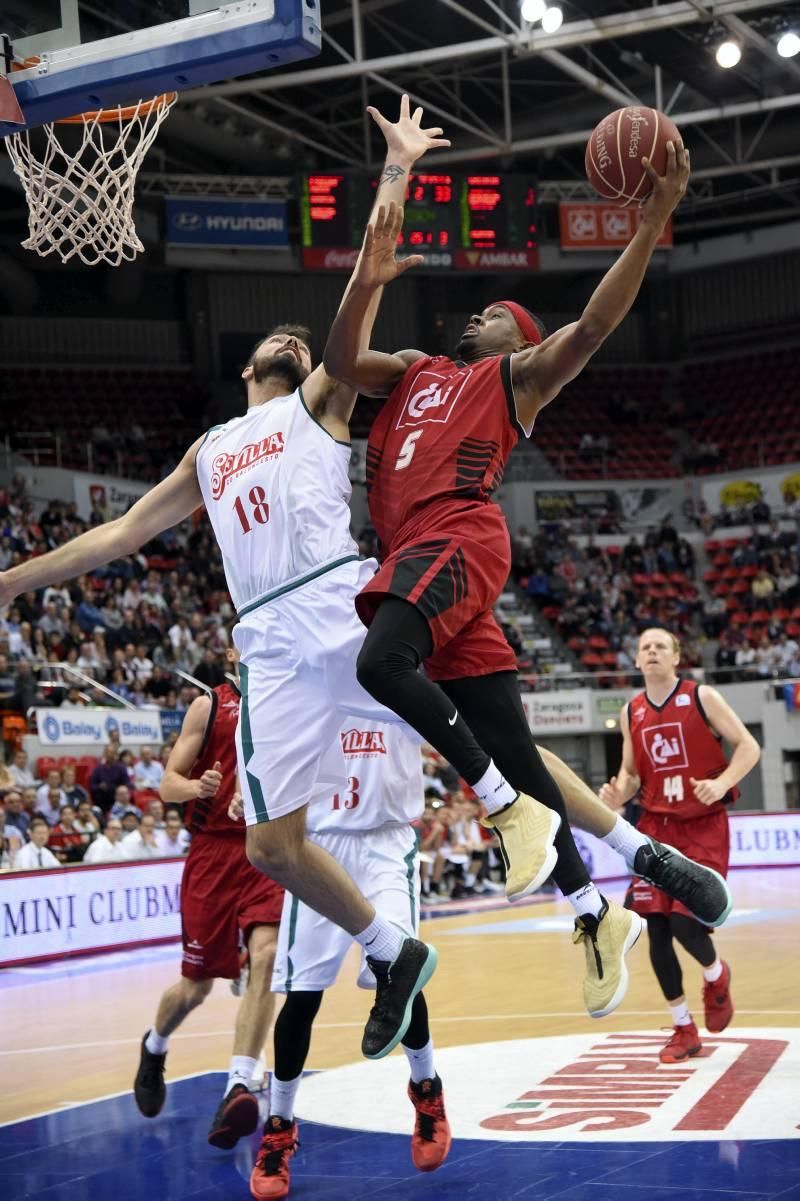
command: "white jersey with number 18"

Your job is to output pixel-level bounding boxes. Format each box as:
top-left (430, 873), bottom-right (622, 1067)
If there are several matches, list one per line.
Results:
top-left (308, 720), bottom-right (424, 834)
top-left (195, 387), bottom-right (359, 617)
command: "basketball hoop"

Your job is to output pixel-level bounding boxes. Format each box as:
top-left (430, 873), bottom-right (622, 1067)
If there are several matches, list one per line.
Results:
top-left (4, 62), bottom-right (177, 266)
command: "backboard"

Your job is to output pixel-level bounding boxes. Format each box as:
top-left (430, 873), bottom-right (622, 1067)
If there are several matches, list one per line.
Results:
top-left (1, 0), bottom-right (321, 137)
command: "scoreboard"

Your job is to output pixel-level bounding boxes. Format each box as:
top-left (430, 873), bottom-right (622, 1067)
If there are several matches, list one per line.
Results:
top-left (300, 172), bottom-right (539, 271)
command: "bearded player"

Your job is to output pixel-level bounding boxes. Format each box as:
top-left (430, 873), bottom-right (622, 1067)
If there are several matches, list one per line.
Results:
top-left (322, 127), bottom-right (726, 1017)
top-left (600, 628), bottom-right (760, 1063)
top-left (134, 647), bottom-right (283, 1149)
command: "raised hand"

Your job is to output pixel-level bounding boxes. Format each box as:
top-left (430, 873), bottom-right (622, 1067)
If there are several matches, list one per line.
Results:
top-left (641, 140), bottom-right (690, 227)
top-left (356, 201), bottom-right (423, 289)
top-left (367, 93), bottom-right (450, 168)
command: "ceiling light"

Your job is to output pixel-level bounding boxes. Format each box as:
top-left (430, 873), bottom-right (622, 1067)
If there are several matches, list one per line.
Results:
top-left (715, 40), bottom-right (742, 68)
top-left (520, 0), bottom-right (547, 22)
top-left (777, 31), bottom-right (800, 58)
top-left (541, 5), bottom-right (563, 33)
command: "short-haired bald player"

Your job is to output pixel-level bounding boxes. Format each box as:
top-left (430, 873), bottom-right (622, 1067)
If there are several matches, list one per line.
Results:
top-left (600, 628), bottom-right (761, 1064)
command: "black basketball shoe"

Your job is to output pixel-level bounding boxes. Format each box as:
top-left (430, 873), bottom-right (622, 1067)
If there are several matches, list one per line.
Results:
top-left (362, 938), bottom-right (438, 1059)
top-left (207, 1082), bottom-right (260, 1149)
top-left (634, 839), bottom-right (733, 927)
top-left (134, 1033), bottom-right (167, 1118)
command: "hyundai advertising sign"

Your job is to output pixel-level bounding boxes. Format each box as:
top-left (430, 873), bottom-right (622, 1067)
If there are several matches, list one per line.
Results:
top-left (165, 197), bottom-right (289, 248)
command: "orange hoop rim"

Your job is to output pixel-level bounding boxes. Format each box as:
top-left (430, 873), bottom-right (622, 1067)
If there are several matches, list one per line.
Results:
top-left (11, 57), bottom-right (176, 124)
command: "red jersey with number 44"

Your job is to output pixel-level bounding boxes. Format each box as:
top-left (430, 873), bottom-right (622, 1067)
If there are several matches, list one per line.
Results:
top-left (628, 679), bottom-right (737, 820)
top-left (184, 682), bottom-right (242, 839)
top-left (366, 353), bottom-right (528, 550)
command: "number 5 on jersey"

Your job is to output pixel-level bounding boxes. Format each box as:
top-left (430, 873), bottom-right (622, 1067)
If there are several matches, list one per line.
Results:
top-left (395, 429), bottom-right (423, 470)
top-left (233, 485), bottom-right (270, 533)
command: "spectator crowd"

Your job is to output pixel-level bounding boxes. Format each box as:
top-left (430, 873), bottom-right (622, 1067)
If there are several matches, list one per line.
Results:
top-left (0, 741), bottom-right (190, 872)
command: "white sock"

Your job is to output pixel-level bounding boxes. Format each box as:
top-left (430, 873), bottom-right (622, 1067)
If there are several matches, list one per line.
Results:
top-left (669, 999), bottom-right (692, 1026)
top-left (602, 815), bottom-right (649, 868)
top-left (474, 761), bottom-right (518, 815)
top-left (226, 1054), bottom-right (258, 1094)
top-left (702, 959), bottom-right (723, 983)
top-left (270, 1072), bottom-right (302, 1122)
top-left (145, 1027), bottom-right (169, 1055)
top-left (404, 1037), bottom-right (436, 1084)
top-left (355, 916), bottom-right (404, 963)
top-left (565, 881), bottom-right (604, 919)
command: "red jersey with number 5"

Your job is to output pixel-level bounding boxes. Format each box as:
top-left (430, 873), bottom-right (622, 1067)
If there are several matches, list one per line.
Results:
top-left (628, 679), bottom-right (737, 820)
top-left (366, 353), bottom-right (528, 551)
top-left (184, 682), bottom-right (242, 838)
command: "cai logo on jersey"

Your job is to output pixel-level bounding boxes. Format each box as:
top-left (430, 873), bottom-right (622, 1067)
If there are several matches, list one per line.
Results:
top-left (340, 729), bottom-right (387, 756)
top-left (642, 722), bottom-right (689, 771)
top-left (396, 367), bottom-right (472, 430)
top-left (210, 433), bottom-right (285, 500)
top-left (295, 1029), bottom-right (799, 1142)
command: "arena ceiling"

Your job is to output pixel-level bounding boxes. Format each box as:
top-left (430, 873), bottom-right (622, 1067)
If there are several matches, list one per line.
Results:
top-left (2, 0), bottom-right (800, 245)
top-left (165, 0), bottom-right (800, 241)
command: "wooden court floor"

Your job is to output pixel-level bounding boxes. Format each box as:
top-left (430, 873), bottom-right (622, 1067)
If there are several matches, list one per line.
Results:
top-left (3, 868), bottom-right (800, 1128)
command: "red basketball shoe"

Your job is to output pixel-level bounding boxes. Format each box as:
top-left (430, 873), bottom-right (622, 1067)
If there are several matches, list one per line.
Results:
top-left (250, 1117), bottom-right (298, 1200)
top-left (408, 1075), bottom-right (452, 1172)
top-left (703, 961), bottom-right (734, 1033)
top-left (659, 1021), bottom-right (703, 1064)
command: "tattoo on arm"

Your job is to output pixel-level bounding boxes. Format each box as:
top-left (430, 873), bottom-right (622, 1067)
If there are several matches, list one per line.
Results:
top-left (378, 163), bottom-right (407, 192)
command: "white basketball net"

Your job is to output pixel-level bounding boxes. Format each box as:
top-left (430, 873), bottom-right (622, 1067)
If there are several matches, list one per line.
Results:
top-left (5, 93), bottom-right (177, 266)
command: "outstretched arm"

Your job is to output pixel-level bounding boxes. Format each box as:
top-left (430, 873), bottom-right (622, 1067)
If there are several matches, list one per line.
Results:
top-left (511, 141), bottom-right (690, 431)
top-left (323, 98), bottom-right (450, 399)
top-left (0, 439), bottom-right (203, 609)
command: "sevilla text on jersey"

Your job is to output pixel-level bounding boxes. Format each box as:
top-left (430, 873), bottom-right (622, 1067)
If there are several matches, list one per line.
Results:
top-left (210, 432), bottom-right (285, 500)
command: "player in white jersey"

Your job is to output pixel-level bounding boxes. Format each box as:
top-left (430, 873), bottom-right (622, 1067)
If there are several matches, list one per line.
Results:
top-left (246, 718), bottom-right (450, 1199)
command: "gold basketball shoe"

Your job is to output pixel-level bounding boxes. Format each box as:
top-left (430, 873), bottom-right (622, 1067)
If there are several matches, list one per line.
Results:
top-left (573, 897), bottom-right (643, 1018)
top-left (481, 793), bottom-right (561, 902)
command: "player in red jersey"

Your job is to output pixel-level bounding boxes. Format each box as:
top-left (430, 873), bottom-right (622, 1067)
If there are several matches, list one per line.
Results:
top-left (323, 117), bottom-right (698, 1017)
top-left (600, 628), bottom-right (760, 1063)
top-left (133, 648), bottom-right (284, 1147)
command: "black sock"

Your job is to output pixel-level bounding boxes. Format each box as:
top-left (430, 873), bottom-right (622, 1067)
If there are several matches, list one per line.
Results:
top-left (440, 672), bottom-right (591, 896)
top-left (356, 597), bottom-right (491, 784)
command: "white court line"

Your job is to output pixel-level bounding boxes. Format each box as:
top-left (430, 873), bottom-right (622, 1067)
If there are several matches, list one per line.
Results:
top-left (3, 1010), bottom-right (800, 1058)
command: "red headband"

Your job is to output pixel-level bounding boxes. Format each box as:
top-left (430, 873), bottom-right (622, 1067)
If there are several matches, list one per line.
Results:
top-left (493, 300), bottom-right (543, 346)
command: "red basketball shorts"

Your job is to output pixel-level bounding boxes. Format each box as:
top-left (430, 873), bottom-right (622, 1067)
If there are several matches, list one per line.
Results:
top-left (630, 806), bottom-right (730, 922)
top-left (356, 500), bottom-right (517, 682)
top-left (180, 834), bottom-right (284, 980)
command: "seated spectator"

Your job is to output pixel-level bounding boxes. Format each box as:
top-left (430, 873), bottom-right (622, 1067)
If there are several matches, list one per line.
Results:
top-left (3, 789), bottom-right (30, 839)
top-left (83, 817), bottom-right (126, 864)
top-left (109, 783), bottom-right (139, 819)
top-left (735, 640), bottom-right (757, 681)
top-left (73, 798), bottom-right (101, 843)
top-left (0, 653), bottom-right (15, 709)
top-left (8, 748), bottom-right (36, 790)
top-left (132, 745), bottom-right (164, 793)
top-left (0, 805), bottom-right (24, 867)
top-left (122, 812), bottom-right (161, 859)
top-left (47, 803), bottom-right (86, 864)
top-left (13, 817), bottom-right (60, 870)
top-left (751, 567), bottom-right (776, 606)
top-left (36, 771), bottom-right (67, 825)
top-left (145, 797), bottom-right (166, 828)
top-left (158, 808), bottom-right (190, 855)
top-left (120, 808), bottom-right (142, 835)
top-left (89, 743), bottom-right (131, 814)
top-left (62, 764), bottom-right (89, 808)
top-left (193, 647), bottom-right (226, 689)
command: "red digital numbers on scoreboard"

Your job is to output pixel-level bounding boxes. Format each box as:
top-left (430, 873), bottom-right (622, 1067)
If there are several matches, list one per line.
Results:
top-left (465, 176), bottom-right (505, 248)
top-left (302, 174), bottom-right (351, 248)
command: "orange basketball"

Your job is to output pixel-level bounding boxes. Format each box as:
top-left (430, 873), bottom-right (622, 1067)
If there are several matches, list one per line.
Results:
top-left (585, 106), bottom-right (682, 207)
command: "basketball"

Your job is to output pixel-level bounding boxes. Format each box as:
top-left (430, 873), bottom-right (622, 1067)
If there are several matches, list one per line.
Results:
top-left (585, 106), bottom-right (682, 207)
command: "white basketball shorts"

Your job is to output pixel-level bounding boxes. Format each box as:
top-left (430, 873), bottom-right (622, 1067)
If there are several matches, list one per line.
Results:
top-left (272, 824), bottom-right (420, 992)
top-left (234, 557), bottom-right (402, 826)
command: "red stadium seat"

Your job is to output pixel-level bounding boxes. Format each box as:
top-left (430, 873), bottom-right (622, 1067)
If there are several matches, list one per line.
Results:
top-left (36, 755), bottom-right (60, 779)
